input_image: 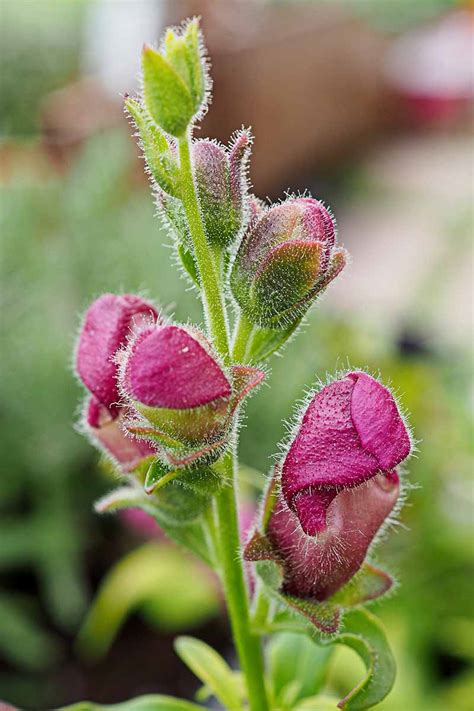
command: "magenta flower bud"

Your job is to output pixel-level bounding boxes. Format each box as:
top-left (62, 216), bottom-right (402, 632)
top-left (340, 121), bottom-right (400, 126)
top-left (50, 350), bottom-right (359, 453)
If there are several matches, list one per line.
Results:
top-left (269, 472), bottom-right (399, 602)
top-left (244, 470), bottom-right (400, 633)
top-left (282, 371), bottom-right (411, 536)
top-left (120, 324), bottom-right (264, 459)
top-left (230, 197), bottom-right (347, 328)
top-left (193, 130), bottom-right (251, 248)
top-left (84, 396), bottom-right (156, 473)
top-left (76, 293), bottom-right (158, 416)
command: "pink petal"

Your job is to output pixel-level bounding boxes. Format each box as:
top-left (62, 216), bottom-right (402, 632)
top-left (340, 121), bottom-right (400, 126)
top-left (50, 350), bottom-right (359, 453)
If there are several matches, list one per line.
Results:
top-left (348, 371), bottom-right (411, 471)
top-left (123, 325), bottom-right (231, 410)
top-left (268, 472), bottom-right (399, 601)
top-left (76, 293), bottom-right (157, 409)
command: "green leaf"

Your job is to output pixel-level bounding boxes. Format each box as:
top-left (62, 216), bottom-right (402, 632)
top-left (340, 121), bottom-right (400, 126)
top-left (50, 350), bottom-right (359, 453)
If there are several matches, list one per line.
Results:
top-left (77, 543), bottom-right (219, 661)
top-left (269, 632), bottom-right (333, 706)
top-left (94, 487), bottom-right (211, 563)
top-left (142, 46), bottom-right (194, 137)
top-left (248, 318), bottom-right (302, 362)
top-left (58, 693), bottom-right (203, 710)
top-left (174, 636), bottom-right (243, 710)
top-left (325, 609), bottom-right (396, 710)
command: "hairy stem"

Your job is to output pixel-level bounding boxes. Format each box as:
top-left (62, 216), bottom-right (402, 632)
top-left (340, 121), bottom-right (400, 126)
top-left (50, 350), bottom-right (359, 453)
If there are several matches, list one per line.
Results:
top-left (179, 130), bottom-right (268, 710)
top-left (178, 133), bottom-right (230, 360)
top-left (232, 311), bottom-right (255, 362)
top-left (214, 453), bottom-right (269, 711)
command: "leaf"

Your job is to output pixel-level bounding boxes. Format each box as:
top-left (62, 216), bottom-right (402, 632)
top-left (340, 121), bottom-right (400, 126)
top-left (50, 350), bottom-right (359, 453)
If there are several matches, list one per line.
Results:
top-left (325, 608), bottom-right (396, 710)
top-left (94, 487), bottom-right (211, 563)
top-left (142, 46), bottom-right (194, 137)
top-left (58, 693), bottom-right (203, 710)
top-left (269, 632), bottom-right (333, 706)
top-left (247, 318), bottom-right (302, 362)
top-left (174, 636), bottom-right (243, 710)
top-left (77, 543), bottom-right (219, 660)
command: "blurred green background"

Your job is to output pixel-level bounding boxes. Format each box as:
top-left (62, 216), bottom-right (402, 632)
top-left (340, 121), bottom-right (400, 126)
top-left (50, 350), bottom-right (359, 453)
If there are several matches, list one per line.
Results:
top-left (1, 1), bottom-right (472, 709)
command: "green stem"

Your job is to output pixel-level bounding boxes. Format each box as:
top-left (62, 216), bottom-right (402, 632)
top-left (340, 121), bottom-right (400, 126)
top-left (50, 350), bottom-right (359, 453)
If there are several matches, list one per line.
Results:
top-left (178, 129), bottom-right (268, 710)
top-left (232, 311), bottom-right (255, 362)
top-left (214, 453), bottom-right (269, 711)
top-left (178, 132), bottom-right (230, 359)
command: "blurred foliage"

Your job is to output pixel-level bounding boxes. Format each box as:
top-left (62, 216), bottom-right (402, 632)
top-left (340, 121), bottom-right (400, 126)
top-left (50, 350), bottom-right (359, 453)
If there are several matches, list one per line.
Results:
top-left (77, 542), bottom-right (220, 661)
top-left (1, 127), bottom-right (472, 708)
top-left (0, 0), bottom-right (86, 137)
top-left (0, 131), bottom-right (202, 707)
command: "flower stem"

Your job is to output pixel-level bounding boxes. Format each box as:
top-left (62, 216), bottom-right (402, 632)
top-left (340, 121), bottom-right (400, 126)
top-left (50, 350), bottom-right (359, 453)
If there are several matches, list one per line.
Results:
top-left (178, 132), bottom-right (230, 360)
top-left (178, 129), bottom-right (268, 711)
top-left (232, 311), bottom-right (255, 362)
top-left (214, 453), bottom-right (269, 711)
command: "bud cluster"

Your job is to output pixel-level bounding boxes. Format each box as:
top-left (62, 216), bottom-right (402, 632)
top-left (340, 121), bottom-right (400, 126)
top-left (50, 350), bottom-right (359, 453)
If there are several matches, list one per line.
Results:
top-left (76, 293), bottom-right (264, 488)
top-left (73, 19), bottom-right (415, 707)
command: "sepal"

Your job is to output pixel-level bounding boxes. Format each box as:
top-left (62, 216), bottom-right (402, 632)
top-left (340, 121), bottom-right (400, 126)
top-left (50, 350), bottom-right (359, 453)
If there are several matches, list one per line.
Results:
top-left (125, 97), bottom-right (179, 195)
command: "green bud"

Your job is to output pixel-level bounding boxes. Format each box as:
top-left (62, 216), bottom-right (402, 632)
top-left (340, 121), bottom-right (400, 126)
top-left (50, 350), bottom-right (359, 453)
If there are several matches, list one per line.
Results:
top-left (141, 19), bottom-right (209, 137)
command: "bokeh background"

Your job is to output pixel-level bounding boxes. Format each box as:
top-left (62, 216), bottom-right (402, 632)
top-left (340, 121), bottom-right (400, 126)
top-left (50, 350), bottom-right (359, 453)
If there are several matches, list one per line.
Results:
top-left (1, 0), bottom-right (473, 709)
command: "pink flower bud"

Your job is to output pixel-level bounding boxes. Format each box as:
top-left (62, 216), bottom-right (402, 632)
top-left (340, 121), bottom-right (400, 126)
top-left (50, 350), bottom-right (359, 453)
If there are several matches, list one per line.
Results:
top-left (231, 197), bottom-right (347, 328)
top-left (193, 131), bottom-right (251, 247)
top-left (76, 293), bottom-right (158, 416)
top-left (84, 396), bottom-right (156, 472)
top-left (267, 472), bottom-right (399, 602)
top-left (120, 324), bottom-right (264, 454)
top-left (282, 372), bottom-right (411, 536)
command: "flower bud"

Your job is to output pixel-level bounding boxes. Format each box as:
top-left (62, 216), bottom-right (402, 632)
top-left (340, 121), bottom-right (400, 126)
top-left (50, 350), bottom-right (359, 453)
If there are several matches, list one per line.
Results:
top-left (230, 197), bottom-right (347, 328)
top-left (157, 132), bottom-right (251, 253)
top-left (142, 19), bottom-right (209, 137)
top-left (256, 471), bottom-right (399, 603)
top-left (245, 469), bottom-right (400, 633)
top-left (193, 131), bottom-right (251, 247)
top-left (282, 371), bottom-right (411, 536)
top-left (84, 396), bottom-right (156, 473)
top-left (76, 293), bottom-right (159, 417)
top-left (119, 324), bottom-right (264, 463)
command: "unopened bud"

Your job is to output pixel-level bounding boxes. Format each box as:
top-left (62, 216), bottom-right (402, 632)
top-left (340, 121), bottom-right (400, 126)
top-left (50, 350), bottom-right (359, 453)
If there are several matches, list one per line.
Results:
top-left (231, 197), bottom-right (346, 328)
top-left (142, 19), bottom-right (208, 137)
top-left (193, 130), bottom-right (251, 247)
top-left (119, 324), bottom-right (265, 460)
top-left (282, 371), bottom-right (412, 535)
top-left (76, 293), bottom-right (159, 417)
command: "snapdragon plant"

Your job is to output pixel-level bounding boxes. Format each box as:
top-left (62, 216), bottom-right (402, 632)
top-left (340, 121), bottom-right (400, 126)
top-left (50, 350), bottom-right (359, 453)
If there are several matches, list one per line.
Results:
top-left (70, 19), bottom-right (413, 711)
